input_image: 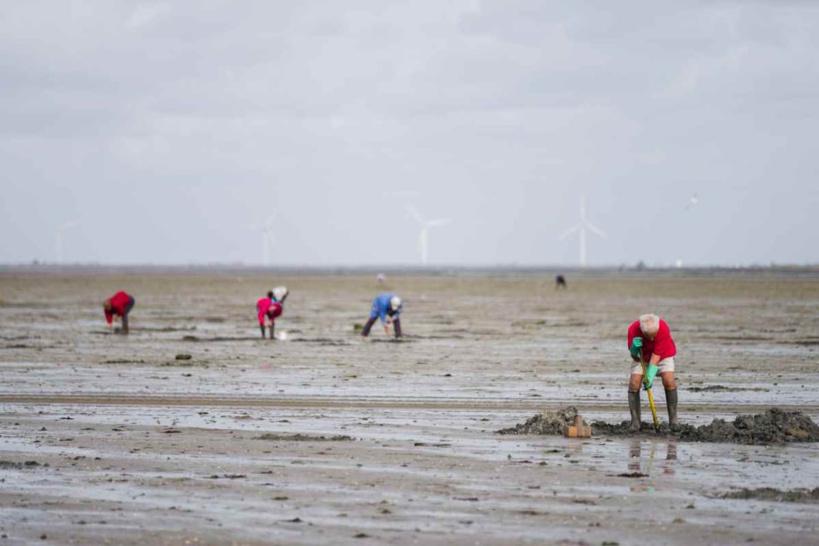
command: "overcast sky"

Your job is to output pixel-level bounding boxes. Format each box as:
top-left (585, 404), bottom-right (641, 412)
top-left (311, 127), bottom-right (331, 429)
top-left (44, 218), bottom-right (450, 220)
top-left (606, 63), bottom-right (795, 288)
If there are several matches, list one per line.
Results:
top-left (1, 1), bottom-right (817, 267)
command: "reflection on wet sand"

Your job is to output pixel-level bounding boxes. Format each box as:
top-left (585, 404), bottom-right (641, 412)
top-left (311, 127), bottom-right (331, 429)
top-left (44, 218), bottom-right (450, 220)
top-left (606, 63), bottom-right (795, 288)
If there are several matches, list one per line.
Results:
top-left (628, 438), bottom-right (678, 490)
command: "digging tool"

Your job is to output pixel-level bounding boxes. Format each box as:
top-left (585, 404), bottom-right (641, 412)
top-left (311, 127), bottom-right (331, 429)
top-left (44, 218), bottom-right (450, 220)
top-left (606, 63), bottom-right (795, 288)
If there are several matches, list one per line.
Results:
top-left (641, 355), bottom-right (661, 431)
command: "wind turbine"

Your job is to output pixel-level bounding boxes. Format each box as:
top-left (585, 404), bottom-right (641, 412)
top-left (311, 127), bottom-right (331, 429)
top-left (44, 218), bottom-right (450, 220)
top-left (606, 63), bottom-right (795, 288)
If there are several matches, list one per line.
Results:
top-left (406, 205), bottom-right (451, 265)
top-left (55, 221), bottom-right (79, 263)
top-left (560, 196), bottom-right (606, 268)
top-left (246, 213), bottom-right (277, 266)
top-left (261, 214), bottom-right (277, 267)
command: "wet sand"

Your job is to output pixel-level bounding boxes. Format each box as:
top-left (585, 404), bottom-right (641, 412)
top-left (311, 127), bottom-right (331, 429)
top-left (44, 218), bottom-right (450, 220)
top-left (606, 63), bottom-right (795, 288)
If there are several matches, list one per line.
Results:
top-left (1, 270), bottom-right (818, 545)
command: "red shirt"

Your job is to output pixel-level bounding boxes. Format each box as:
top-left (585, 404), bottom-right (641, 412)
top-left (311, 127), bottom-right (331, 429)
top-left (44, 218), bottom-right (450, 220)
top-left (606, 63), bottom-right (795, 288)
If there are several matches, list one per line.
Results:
top-left (256, 297), bottom-right (283, 325)
top-left (105, 291), bottom-right (132, 324)
top-left (627, 319), bottom-right (676, 361)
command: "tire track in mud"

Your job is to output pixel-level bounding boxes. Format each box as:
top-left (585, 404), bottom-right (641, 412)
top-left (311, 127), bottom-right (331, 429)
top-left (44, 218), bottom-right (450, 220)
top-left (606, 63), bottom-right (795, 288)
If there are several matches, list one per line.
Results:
top-left (2, 393), bottom-right (818, 414)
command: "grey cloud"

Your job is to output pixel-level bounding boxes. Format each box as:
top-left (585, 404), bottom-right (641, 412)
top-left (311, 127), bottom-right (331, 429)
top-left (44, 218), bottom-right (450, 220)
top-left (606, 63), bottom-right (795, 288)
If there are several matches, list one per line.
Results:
top-left (0, 1), bottom-right (817, 266)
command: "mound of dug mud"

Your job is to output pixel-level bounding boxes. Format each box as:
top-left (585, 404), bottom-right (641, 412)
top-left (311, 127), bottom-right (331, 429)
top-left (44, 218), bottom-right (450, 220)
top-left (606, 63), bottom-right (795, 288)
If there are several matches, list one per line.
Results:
top-left (497, 407), bottom-right (587, 435)
top-left (720, 487), bottom-right (819, 503)
top-left (499, 407), bottom-right (819, 445)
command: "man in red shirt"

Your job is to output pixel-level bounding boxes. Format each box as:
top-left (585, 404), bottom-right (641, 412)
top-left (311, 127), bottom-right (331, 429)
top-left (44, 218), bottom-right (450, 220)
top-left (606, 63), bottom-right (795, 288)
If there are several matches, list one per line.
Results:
top-left (256, 287), bottom-right (288, 339)
top-left (103, 291), bottom-right (135, 334)
top-left (627, 313), bottom-right (678, 430)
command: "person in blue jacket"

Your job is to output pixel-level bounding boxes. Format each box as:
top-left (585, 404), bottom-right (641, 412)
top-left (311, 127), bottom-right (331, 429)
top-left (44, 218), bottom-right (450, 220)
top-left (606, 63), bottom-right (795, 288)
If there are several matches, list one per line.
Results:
top-left (361, 293), bottom-right (402, 338)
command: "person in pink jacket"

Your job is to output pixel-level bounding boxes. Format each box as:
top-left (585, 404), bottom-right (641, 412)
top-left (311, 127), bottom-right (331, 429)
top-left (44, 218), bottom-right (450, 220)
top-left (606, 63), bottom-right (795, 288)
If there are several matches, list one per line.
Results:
top-left (256, 287), bottom-right (288, 339)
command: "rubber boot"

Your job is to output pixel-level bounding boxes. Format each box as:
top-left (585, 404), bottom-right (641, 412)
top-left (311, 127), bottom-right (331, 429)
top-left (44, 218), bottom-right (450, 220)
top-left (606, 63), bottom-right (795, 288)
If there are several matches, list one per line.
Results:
top-left (361, 317), bottom-right (377, 337)
top-left (628, 390), bottom-right (641, 432)
top-left (259, 325), bottom-right (266, 339)
top-left (393, 318), bottom-right (402, 338)
top-left (122, 297), bottom-right (134, 335)
top-left (665, 389), bottom-right (678, 428)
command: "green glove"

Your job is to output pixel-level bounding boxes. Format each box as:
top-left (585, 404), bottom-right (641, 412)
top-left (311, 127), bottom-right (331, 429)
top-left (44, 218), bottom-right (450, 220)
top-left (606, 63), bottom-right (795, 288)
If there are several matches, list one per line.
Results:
top-left (643, 363), bottom-right (659, 390)
top-left (630, 337), bottom-right (643, 360)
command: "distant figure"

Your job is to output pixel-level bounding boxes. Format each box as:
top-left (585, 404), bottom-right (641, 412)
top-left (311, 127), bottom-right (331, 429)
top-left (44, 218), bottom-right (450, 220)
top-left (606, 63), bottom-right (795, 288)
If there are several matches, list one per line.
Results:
top-left (361, 293), bottom-right (402, 338)
top-left (376, 273), bottom-right (386, 284)
top-left (103, 290), bottom-right (135, 334)
top-left (627, 313), bottom-right (678, 431)
top-left (256, 286), bottom-right (289, 339)
top-left (555, 275), bottom-right (567, 289)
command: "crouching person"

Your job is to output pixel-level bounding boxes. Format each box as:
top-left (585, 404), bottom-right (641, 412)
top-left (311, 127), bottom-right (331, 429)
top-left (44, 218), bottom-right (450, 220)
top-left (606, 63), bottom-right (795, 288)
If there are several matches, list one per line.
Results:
top-left (103, 291), bottom-right (135, 334)
top-left (361, 293), bottom-right (402, 338)
top-left (627, 313), bottom-right (678, 431)
top-left (257, 286), bottom-right (288, 339)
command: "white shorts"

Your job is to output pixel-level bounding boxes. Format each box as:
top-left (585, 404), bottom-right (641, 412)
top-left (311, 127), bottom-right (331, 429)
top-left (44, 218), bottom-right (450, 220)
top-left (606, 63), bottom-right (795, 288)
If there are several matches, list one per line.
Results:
top-left (631, 357), bottom-right (675, 376)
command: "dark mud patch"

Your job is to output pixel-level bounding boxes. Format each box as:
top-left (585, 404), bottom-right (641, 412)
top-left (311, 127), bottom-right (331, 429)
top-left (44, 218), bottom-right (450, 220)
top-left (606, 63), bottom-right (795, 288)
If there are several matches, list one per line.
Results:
top-left (709, 335), bottom-right (774, 342)
top-left (499, 407), bottom-right (819, 445)
top-left (255, 433), bottom-right (354, 442)
top-left (159, 361), bottom-right (205, 368)
top-left (410, 334), bottom-right (465, 340)
top-left (786, 338), bottom-right (819, 346)
top-left (719, 487), bottom-right (819, 503)
top-left (103, 359), bottom-right (147, 364)
top-left (0, 460), bottom-right (47, 469)
top-left (546, 321), bottom-right (590, 328)
top-left (687, 385), bottom-right (769, 393)
top-left (0, 301), bottom-right (50, 309)
top-left (181, 335), bottom-right (260, 342)
top-left (291, 338), bottom-right (350, 346)
top-left (141, 326), bottom-right (197, 333)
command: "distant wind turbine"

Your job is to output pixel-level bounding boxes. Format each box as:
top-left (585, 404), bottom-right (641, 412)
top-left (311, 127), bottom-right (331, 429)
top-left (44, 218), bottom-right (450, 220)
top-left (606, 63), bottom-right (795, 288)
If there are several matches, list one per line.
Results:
top-left (406, 205), bottom-right (451, 265)
top-left (247, 213), bottom-right (277, 266)
top-left (560, 196), bottom-right (606, 268)
top-left (261, 214), bottom-right (277, 266)
top-left (55, 221), bottom-right (79, 263)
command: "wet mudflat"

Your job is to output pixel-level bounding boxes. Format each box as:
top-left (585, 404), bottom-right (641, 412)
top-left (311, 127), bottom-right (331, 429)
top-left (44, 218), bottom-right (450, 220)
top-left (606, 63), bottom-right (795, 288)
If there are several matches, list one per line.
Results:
top-left (1, 270), bottom-right (818, 545)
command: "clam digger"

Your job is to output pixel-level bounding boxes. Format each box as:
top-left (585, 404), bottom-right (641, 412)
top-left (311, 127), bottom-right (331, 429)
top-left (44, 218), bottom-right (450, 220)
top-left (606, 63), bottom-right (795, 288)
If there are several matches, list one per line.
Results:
top-left (627, 313), bottom-right (678, 431)
top-left (256, 286), bottom-right (289, 339)
top-left (361, 293), bottom-right (403, 338)
top-left (103, 290), bottom-right (135, 334)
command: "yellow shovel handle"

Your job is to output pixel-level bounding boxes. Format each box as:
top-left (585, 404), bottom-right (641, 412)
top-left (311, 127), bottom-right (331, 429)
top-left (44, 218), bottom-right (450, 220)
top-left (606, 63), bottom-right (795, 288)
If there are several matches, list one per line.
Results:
top-left (646, 386), bottom-right (660, 429)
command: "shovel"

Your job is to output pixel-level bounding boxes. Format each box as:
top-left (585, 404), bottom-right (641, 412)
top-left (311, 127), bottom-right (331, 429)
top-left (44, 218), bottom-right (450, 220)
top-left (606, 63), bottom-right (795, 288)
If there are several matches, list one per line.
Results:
top-left (640, 356), bottom-right (661, 431)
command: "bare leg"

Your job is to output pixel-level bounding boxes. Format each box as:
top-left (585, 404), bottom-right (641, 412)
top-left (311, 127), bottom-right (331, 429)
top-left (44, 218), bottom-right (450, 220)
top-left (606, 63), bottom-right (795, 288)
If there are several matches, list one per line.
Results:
top-left (269, 321), bottom-right (275, 340)
top-left (628, 372), bottom-right (643, 392)
top-left (259, 325), bottom-right (266, 339)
